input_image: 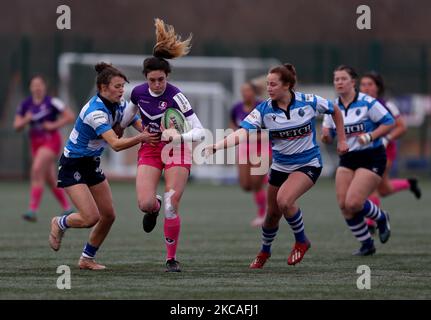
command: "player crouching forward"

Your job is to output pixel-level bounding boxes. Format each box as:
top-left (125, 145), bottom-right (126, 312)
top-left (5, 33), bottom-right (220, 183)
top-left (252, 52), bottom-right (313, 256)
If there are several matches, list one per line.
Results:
top-left (120, 18), bottom-right (205, 272)
top-left (205, 63), bottom-right (348, 269)
top-left (49, 63), bottom-right (159, 270)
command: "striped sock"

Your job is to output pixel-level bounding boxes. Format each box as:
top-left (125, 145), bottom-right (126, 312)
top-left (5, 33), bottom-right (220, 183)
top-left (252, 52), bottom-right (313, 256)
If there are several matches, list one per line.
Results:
top-left (345, 215), bottom-right (373, 247)
top-left (361, 200), bottom-right (385, 222)
top-left (57, 215), bottom-right (69, 231)
top-left (368, 195), bottom-right (381, 207)
top-left (82, 242), bottom-right (98, 259)
top-left (261, 226), bottom-right (279, 253)
top-left (285, 209), bottom-right (307, 243)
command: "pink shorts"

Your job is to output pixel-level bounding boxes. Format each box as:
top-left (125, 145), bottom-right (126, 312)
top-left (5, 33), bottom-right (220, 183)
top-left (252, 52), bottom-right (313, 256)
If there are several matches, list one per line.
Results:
top-left (137, 142), bottom-right (192, 171)
top-left (30, 130), bottom-right (62, 157)
top-left (386, 141), bottom-right (397, 162)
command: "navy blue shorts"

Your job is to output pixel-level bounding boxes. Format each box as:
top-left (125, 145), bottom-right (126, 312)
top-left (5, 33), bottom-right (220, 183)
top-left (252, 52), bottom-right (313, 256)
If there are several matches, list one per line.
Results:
top-left (57, 154), bottom-right (106, 188)
top-left (269, 166), bottom-right (322, 187)
top-left (339, 146), bottom-right (387, 177)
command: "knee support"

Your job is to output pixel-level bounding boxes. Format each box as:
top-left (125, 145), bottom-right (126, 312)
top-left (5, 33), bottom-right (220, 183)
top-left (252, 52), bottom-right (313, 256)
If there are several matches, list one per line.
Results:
top-left (164, 189), bottom-right (177, 219)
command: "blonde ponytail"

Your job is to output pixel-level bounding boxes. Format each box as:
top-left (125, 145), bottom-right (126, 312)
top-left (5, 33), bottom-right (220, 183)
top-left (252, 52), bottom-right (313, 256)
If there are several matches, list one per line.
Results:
top-left (153, 18), bottom-right (192, 59)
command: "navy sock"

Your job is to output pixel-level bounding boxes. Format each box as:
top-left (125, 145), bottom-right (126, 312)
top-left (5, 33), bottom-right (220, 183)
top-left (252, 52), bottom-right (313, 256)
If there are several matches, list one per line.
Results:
top-left (359, 200), bottom-right (385, 222)
top-left (261, 226), bottom-right (279, 253)
top-left (285, 209), bottom-right (307, 243)
top-left (57, 215), bottom-right (69, 231)
top-left (345, 214), bottom-right (373, 246)
top-left (82, 242), bottom-right (98, 259)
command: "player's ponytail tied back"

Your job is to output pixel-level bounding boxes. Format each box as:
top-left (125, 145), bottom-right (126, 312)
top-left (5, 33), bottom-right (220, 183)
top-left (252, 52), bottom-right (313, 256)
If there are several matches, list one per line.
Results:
top-left (284, 63), bottom-right (297, 77)
top-left (95, 62), bottom-right (114, 74)
top-left (152, 18), bottom-right (192, 60)
top-left (143, 18), bottom-right (192, 76)
top-left (269, 62), bottom-right (297, 89)
top-left (94, 62), bottom-right (129, 90)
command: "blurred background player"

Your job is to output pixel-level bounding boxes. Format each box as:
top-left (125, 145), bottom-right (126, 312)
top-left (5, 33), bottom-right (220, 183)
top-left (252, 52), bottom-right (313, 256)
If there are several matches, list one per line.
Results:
top-left (359, 72), bottom-right (422, 234)
top-left (206, 63), bottom-right (348, 268)
top-left (229, 82), bottom-right (270, 227)
top-left (13, 75), bottom-right (75, 222)
top-left (322, 65), bottom-right (394, 256)
top-left (48, 62), bottom-right (158, 270)
top-left (120, 19), bottom-right (205, 272)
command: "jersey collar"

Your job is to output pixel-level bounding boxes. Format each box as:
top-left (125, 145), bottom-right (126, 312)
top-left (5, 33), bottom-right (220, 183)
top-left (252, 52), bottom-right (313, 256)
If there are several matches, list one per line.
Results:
top-left (97, 93), bottom-right (118, 118)
top-left (148, 87), bottom-right (166, 97)
top-left (271, 89), bottom-right (296, 120)
top-left (338, 91), bottom-right (359, 116)
top-left (338, 91), bottom-right (359, 109)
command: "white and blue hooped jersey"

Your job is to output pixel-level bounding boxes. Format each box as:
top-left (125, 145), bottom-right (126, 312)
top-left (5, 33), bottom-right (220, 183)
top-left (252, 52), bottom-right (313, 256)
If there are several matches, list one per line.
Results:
top-left (240, 91), bottom-right (334, 173)
top-left (64, 95), bottom-right (133, 158)
top-left (322, 92), bottom-right (394, 152)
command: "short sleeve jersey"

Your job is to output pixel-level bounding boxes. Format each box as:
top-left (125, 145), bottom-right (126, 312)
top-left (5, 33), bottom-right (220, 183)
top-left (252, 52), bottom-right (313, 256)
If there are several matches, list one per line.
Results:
top-left (16, 96), bottom-right (65, 138)
top-left (322, 92), bottom-right (394, 152)
top-left (63, 94), bottom-right (127, 158)
top-left (240, 91), bottom-right (334, 172)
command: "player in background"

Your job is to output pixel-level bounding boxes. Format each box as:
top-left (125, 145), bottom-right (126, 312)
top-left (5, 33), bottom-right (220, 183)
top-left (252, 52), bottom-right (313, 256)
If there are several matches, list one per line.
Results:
top-left (120, 19), bottom-right (205, 272)
top-left (322, 65), bottom-right (394, 256)
top-left (206, 63), bottom-right (348, 268)
top-left (360, 72), bottom-right (421, 233)
top-left (14, 75), bottom-right (75, 222)
top-left (229, 82), bottom-right (270, 227)
top-left (48, 62), bottom-right (158, 270)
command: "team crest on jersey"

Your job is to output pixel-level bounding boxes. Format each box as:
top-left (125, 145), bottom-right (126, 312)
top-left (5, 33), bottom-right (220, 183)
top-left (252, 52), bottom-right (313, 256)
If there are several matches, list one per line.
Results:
top-left (356, 109), bottom-right (361, 116)
top-left (298, 108), bottom-right (305, 117)
top-left (271, 115), bottom-right (277, 121)
top-left (158, 101), bottom-right (168, 110)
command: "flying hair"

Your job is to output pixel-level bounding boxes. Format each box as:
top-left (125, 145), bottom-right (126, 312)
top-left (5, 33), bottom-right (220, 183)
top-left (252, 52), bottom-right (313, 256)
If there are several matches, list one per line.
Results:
top-left (153, 18), bottom-right (192, 59)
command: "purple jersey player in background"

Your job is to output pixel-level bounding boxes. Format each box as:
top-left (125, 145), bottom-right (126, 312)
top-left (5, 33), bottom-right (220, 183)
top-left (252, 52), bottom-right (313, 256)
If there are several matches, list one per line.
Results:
top-left (120, 19), bottom-right (204, 272)
top-left (13, 75), bottom-right (75, 222)
top-left (229, 82), bottom-right (271, 227)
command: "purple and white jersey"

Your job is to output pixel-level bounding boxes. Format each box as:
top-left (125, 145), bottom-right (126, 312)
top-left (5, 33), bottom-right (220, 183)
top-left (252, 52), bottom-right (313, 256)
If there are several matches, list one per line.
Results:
top-left (130, 83), bottom-right (194, 134)
top-left (16, 96), bottom-right (66, 139)
top-left (378, 98), bottom-right (401, 119)
top-left (230, 101), bottom-right (261, 128)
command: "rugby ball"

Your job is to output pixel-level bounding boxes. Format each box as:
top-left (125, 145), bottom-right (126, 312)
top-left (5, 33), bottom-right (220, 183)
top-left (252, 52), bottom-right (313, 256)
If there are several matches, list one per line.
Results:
top-left (162, 108), bottom-right (190, 133)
